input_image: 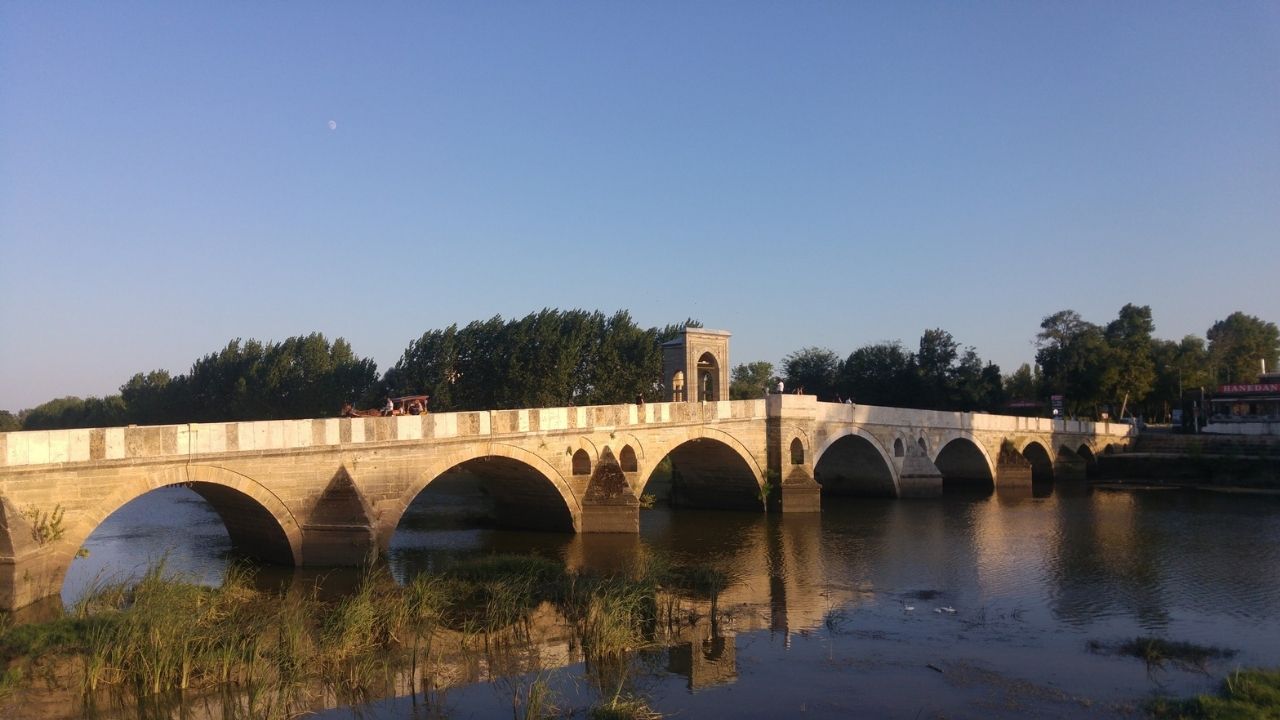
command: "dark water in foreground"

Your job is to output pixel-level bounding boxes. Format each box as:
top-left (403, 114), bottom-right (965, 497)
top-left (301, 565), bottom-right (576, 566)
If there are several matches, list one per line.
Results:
top-left (64, 484), bottom-right (1280, 718)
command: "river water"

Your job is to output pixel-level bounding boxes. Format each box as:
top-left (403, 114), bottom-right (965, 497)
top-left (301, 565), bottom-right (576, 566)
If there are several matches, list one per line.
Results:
top-left (62, 482), bottom-right (1280, 718)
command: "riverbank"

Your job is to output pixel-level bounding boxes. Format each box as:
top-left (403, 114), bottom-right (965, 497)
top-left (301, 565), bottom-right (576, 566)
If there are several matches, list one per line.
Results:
top-left (0, 554), bottom-right (732, 720)
top-left (1096, 432), bottom-right (1280, 489)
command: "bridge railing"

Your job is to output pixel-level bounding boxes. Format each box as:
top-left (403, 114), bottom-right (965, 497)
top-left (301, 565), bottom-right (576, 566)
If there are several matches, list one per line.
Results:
top-left (0, 399), bottom-right (769, 470)
top-left (814, 401), bottom-right (1134, 437)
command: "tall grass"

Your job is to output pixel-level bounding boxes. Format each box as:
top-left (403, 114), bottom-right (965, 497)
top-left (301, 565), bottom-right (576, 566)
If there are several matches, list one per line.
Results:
top-left (1148, 667), bottom-right (1280, 718)
top-left (0, 552), bottom-right (730, 718)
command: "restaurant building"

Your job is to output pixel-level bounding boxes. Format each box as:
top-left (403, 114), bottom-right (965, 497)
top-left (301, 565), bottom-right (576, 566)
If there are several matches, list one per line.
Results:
top-left (1205, 369), bottom-right (1280, 436)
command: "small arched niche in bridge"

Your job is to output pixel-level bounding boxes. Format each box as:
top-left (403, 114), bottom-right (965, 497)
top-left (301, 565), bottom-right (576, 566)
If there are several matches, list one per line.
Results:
top-left (790, 438), bottom-right (805, 465)
top-left (619, 445), bottom-right (639, 473)
top-left (894, 438), bottom-right (905, 458)
top-left (934, 438), bottom-right (994, 493)
top-left (813, 434), bottom-right (896, 497)
top-left (572, 449), bottom-right (592, 476)
top-left (641, 437), bottom-right (761, 511)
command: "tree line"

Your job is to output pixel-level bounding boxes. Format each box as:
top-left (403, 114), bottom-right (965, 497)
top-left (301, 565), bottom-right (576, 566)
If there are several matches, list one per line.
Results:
top-left (729, 328), bottom-right (1004, 411)
top-left (3, 310), bottom-right (692, 431)
top-left (727, 307), bottom-right (1278, 422)
top-left (2, 306), bottom-right (1275, 432)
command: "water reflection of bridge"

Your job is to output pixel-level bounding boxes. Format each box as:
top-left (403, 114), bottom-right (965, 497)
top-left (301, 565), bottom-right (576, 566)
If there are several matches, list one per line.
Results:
top-left (4, 508), bottom-right (856, 719)
top-left (9, 484), bottom-right (1278, 719)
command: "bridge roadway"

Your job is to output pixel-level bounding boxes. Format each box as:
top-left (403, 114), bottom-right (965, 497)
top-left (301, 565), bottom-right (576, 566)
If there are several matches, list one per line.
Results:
top-left (0, 395), bottom-right (1132, 610)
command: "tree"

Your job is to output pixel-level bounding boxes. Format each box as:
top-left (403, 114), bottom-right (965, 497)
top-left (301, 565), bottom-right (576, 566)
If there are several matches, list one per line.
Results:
top-left (916, 329), bottom-right (959, 409)
top-left (730, 361), bottom-right (774, 400)
top-left (120, 370), bottom-right (181, 425)
top-left (21, 396), bottom-right (127, 430)
top-left (838, 342), bottom-right (918, 406)
top-left (1035, 310), bottom-right (1113, 418)
top-left (950, 348), bottom-right (1004, 411)
top-left (1004, 363), bottom-right (1040, 402)
top-left (1104, 304), bottom-right (1156, 414)
top-left (782, 347), bottom-right (841, 399)
top-left (384, 309), bottom-right (690, 411)
top-left (0, 410), bottom-right (22, 432)
top-left (1206, 312), bottom-right (1280, 385)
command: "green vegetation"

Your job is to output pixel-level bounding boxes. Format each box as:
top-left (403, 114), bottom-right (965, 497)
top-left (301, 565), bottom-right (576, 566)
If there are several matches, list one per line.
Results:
top-left (0, 553), bottom-right (735, 717)
top-left (1088, 636), bottom-right (1236, 672)
top-left (1147, 668), bottom-right (1280, 719)
top-left (9, 310), bottom-right (699, 429)
top-left (1207, 313), bottom-right (1280, 387)
top-left (5, 305), bottom-right (1275, 429)
top-left (1037, 307), bottom-right (1278, 422)
top-left (789, 330), bottom-right (1005, 410)
top-left (18, 333), bottom-right (379, 429)
top-left (383, 309), bottom-right (694, 411)
top-left (20, 504), bottom-right (66, 545)
top-left (729, 360), bottom-right (774, 400)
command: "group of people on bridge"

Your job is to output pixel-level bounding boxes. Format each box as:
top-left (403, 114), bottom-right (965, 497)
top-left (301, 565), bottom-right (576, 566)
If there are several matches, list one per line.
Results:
top-left (340, 395), bottom-right (428, 418)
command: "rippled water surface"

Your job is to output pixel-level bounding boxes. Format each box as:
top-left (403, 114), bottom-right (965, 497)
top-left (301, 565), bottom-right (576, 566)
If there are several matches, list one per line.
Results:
top-left (64, 483), bottom-right (1280, 718)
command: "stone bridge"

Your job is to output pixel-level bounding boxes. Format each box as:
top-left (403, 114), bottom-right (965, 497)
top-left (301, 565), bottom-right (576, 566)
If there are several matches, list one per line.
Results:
top-left (0, 396), bottom-right (1132, 609)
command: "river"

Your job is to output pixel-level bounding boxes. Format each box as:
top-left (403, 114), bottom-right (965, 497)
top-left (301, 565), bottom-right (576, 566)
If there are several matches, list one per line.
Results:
top-left (61, 482), bottom-right (1280, 718)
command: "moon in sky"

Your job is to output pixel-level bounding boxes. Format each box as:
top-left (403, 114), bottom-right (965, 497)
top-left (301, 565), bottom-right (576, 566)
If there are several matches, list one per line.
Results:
top-left (328, 120), bottom-right (337, 130)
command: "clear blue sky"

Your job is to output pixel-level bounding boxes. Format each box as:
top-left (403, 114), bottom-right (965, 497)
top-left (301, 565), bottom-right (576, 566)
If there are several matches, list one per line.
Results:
top-left (2, 2), bottom-right (1278, 412)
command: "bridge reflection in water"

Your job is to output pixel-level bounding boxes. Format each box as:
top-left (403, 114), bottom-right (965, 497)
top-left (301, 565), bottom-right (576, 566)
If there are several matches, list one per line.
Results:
top-left (9, 477), bottom-right (1280, 718)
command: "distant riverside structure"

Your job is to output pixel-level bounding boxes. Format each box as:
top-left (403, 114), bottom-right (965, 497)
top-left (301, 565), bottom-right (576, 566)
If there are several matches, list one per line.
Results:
top-left (0, 328), bottom-right (1132, 610)
top-left (1206, 362), bottom-right (1280, 436)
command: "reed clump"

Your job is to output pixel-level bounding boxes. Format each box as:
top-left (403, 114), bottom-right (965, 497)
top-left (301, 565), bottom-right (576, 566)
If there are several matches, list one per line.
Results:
top-left (1147, 667), bottom-right (1280, 718)
top-left (0, 552), bottom-right (729, 717)
top-left (1090, 636), bottom-right (1237, 672)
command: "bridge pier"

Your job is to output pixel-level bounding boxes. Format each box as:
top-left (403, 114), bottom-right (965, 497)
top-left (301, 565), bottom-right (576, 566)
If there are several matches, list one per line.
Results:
top-left (580, 448), bottom-right (640, 533)
top-left (996, 446), bottom-right (1034, 488)
top-left (767, 395), bottom-right (822, 513)
top-left (0, 498), bottom-right (66, 610)
top-left (899, 454), bottom-right (943, 497)
top-left (1053, 450), bottom-right (1089, 481)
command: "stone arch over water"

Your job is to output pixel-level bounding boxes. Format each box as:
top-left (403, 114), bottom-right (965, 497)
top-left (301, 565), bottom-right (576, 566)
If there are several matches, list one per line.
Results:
top-left (813, 430), bottom-right (898, 497)
top-left (934, 437), bottom-right (995, 491)
top-left (1020, 440), bottom-right (1055, 483)
top-left (51, 464), bottom-right (304, 599)
top-left (640, 434), bottom-right (763, 511)
top-left (388, 443), bottom-right (580, 540)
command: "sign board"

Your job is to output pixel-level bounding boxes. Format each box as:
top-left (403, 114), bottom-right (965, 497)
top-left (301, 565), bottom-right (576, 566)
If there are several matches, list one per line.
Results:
top-left (1050, 395), bottom-right (1064, 417)
top-left (1217, 384), bottom-right (1280, 395)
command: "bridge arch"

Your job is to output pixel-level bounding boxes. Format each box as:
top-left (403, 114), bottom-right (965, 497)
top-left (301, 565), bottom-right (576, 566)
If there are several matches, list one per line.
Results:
top-left (813, 428), bottom-right (898, 497)
top-left (1076, 443), bottom-right (1098, 477)
top-left (934, 435), bottom-right (996, 490)
top-left (55, 464), bottom-right (304, 592)
top-left (1019, 440), bottom-right (1055, 483)
top-left (386, 442), bottom-right (581, 541)
top-left (639, 427), bottom-right (764, 511)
